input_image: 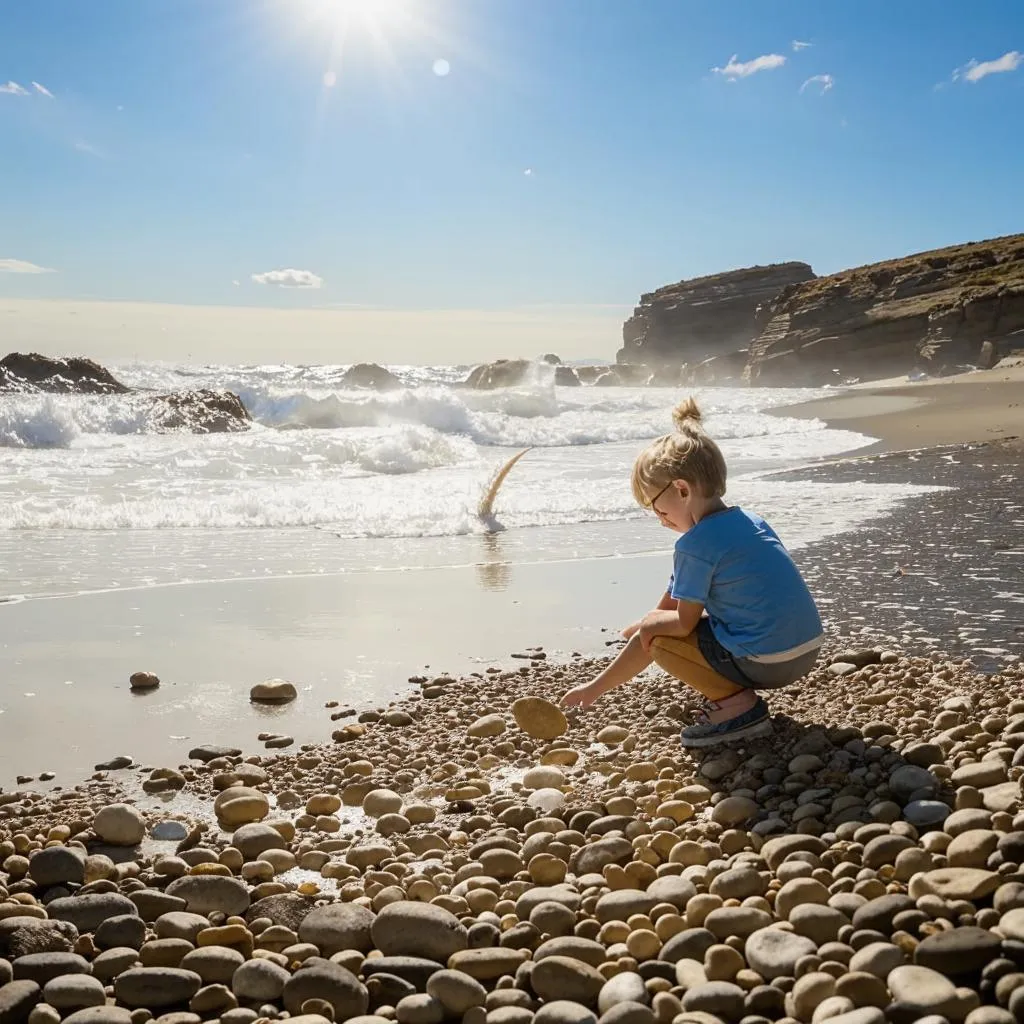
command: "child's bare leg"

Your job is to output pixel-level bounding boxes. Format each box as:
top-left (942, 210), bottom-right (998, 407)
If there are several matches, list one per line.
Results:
top-left (649, 635), bottom-right (757, 722)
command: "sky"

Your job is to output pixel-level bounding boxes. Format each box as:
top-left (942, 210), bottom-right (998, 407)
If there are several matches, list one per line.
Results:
top-left (1, 0), bottom-right (1023, 365)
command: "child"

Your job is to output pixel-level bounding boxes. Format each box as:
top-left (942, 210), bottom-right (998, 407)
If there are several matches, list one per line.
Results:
top-left (561, 398), bottom-right (822, 747)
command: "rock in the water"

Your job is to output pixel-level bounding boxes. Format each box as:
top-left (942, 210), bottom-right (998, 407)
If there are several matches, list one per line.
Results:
top-left (340, 363), bottom-right (402, 390)
top-left (188, 745), bottom-right (242, 763)
top-left (93, 804), bottom-right (145, 846)
top-left (0, 353), bottom-right (128, 395)
top-left (512, 697), bottom-right (568, 740)
top-left (249, 679), bottom-right (297, 704)
top-left (371, 903), bottom-right (468, 961)
top-left (148, 389), bottom-right (251, 434)
top-left (128, 672), bottom-right (160, 691)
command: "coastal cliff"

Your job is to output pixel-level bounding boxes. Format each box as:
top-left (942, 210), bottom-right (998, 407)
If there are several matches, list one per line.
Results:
top-left (745, 234), bottom-right (1024, 385)
top-left (617, 263), bottom-right (816, 378)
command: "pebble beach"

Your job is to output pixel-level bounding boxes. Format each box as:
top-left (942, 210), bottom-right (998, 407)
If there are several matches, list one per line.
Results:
top-left (2, 377), bottom-right (1023, 1024)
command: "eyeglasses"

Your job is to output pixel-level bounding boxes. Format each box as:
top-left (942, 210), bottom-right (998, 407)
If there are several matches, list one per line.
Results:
top-left (649, 481), bottom-right (673, 516)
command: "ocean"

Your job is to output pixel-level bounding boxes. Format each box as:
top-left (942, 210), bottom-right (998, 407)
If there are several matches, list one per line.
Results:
top-left (0, 361), bottom-right (921, 595)
top-left (0, 361), bottom-right (946, 782)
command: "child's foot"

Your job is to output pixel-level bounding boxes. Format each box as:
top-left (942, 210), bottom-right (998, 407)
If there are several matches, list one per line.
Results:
top-left (680, 695), bottom-right (772, 748)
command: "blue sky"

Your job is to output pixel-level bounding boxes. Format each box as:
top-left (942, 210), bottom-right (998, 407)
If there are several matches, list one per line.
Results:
top-left (1, 0), bottom-right (1022, 363)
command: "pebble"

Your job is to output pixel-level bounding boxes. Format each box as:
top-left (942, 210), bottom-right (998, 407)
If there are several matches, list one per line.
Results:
top-left (93, 803), bottom-right (145, 846)
top-left (744, 929), bottom-right (818, 980)
top-left (512, 697), bottom-right (568, 740)
top-left (114, 968), bottom-right (203, 1009)
top-left (298, 904), bottom-right (375, 955)
top-left (371, 903), bottom-right (468, 961)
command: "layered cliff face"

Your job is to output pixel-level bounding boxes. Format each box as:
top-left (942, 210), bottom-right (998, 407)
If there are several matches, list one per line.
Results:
top-left (617, 262), bottom-right (816, 368)
top-left (746, 234), bottom-right (1024, 385)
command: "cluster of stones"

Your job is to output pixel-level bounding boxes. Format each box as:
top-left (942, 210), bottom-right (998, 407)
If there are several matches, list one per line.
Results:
top-left (3, 646), bottom-right (1024, 1024)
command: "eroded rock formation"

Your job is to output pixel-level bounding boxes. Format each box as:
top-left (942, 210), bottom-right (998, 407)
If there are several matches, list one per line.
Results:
top-left (746, 234), bottom-right (1024, 385)
top-left (618, 263), bottom-right (816, 368)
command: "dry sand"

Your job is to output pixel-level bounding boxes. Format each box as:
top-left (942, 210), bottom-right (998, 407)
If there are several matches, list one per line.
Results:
top-left (778, 363), bottom-right (1024, 454)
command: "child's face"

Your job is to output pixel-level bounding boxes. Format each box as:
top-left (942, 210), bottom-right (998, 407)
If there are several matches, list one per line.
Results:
top-left (649, 479), bottom-right (699, 533)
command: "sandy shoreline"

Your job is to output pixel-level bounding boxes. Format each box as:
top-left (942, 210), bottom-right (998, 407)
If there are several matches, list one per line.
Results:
top-left (779, 362), bottom-right (1024, 455)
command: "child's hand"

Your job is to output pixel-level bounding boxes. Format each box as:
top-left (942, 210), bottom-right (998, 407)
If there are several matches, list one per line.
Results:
top-left (621, 621), bottom-right (640, 640)
top-left (561, 683), bottom-right (598, 710)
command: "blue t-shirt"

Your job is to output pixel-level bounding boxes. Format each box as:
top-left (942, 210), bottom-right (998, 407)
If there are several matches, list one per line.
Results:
top-left (668, 506), bottom-right (822, 663)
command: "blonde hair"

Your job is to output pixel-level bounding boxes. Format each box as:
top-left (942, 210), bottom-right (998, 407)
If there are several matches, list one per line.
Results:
top-left (631, 397), bottom-right (727, 506)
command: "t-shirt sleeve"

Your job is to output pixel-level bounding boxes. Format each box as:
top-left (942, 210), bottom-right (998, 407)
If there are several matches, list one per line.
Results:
top-left (669, 548), bottom-right (715, 605)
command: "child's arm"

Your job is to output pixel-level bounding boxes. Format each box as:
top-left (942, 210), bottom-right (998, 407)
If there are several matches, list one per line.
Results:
top-left (561, 633), bottom-right (653, 709)
top-left (638, 599), bottom-right (703, 650)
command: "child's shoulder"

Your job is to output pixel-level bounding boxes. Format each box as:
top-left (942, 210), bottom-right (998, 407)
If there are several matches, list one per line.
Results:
top-left (676, 506), bottom-right (775, 553)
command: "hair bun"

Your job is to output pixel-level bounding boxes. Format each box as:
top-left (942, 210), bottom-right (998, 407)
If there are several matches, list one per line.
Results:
top-left (672, 396), bottom-right (703, 431)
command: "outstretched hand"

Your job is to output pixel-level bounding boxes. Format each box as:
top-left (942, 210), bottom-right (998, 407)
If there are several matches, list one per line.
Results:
top-left (561, 683), bottom-right (598, 710)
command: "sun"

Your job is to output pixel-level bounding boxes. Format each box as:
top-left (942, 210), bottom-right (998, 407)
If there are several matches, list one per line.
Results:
top-left (304, 0), bottom-right (413, 41)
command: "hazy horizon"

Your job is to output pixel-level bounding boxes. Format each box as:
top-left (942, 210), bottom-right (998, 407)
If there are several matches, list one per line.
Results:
top-left (0, 297), bottom-right (629, 365)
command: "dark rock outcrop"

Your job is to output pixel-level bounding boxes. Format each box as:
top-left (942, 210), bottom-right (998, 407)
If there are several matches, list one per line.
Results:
top-left (464, 359), bottom-right (581, 388)
top-left (0, 353), bottom-right (129, 394)
top-left (340, 363), bottom-right (402, 390)
top-left (746, 234), bottom-right (1024, 385)
top-left (148, 390), bottom-right (251, 434)
top-left (618, 263), bottom-right (816, 369)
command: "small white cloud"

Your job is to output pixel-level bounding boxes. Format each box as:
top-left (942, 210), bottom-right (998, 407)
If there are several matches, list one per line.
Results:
top-left (792, 40), bottom-right (812, 51)
top-left (800, 74), bottom-right (834, 95)
top-left (232, 279), bottom-right (241, 286)
top-left (712, 53), bottom-right (787, 80)
top-left (523, 168), bottom-right (533, 177)
top-left (953, 50), bottom-right (1023, 83)
top-left (74, 140), bottom-right (105, 158)
top-left (31, 81), bottom-right (54, 98)
top-left (0, 81), bottom-right (29, 96)
top-left (251, 268), bottom-right (323, 289)
top-left (0, 258), bottom-right (56, 274)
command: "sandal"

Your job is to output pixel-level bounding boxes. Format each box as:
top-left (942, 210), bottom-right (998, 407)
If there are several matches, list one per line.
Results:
top-left (680, 695), bottom-right (772, 748)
